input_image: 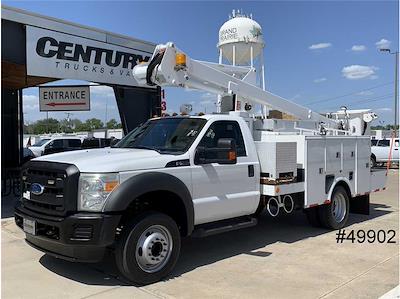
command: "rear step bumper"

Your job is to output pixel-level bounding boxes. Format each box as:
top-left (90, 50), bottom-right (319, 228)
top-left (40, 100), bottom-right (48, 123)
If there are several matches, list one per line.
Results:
top-left (192, 216), bottom-right (257, 238)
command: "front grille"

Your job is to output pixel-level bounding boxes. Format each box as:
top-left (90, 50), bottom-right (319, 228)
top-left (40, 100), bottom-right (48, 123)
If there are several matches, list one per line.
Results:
top-left (22, 161), bottom-right (79, 216)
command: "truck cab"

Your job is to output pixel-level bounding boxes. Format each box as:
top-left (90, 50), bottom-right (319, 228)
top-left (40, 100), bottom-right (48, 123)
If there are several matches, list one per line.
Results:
top-left (28, 136), bottom-right (82, 157)
top-left (371, 138), bottom-right (399, 166)
top-left (15, 115), bottom-right (260, 284)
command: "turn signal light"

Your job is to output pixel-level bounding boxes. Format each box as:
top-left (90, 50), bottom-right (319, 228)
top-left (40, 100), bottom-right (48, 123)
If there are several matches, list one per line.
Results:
top-left (104, 181), bottom-right (119, 192)
top-left (176, 53), bottom-right (187, 67)
top-left (228, 151), bottom-right (236, 161)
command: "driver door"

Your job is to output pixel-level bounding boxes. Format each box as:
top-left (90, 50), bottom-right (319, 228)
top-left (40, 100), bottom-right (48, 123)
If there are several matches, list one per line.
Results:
top-left (191, 120), bottom-right (259, 225)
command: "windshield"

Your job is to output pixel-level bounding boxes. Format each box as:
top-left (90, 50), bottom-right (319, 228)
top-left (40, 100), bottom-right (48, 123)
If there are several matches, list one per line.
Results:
top-left (371, 139), bottom-right (378, 146)
top-left (114, 118), bottom-right (207, 154)
top-left (31, 139), bottom-right (51, 147)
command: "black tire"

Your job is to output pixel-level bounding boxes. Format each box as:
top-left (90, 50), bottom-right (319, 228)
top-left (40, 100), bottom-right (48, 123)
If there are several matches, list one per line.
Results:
top-left (115, 211), bottom-right (181, 285)
top-left (318, 186), bottom-right (350, 229)
top-left (370, 155), bottom-right (376, 168)
top-left (305, 207), bottom-right (321, 227)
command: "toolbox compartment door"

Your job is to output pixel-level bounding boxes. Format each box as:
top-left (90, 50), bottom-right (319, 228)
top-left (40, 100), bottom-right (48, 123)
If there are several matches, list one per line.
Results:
top-left (370, 170), bottom-right (386, 191)
top-left (305, 138), bottom-right (326, 206)
top-left (356, 137), bottom-right (371, 194)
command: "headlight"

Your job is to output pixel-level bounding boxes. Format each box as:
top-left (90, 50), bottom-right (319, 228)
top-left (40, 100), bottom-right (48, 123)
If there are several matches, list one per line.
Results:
top-left (78, 173), bottom-right (119, 211)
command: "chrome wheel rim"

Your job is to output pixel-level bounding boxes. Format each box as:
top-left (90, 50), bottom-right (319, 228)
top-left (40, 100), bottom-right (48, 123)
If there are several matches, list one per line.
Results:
top-left (332, 193), bottom-right (347, 223)
top-left (135, 225), bottom-right (173, 273)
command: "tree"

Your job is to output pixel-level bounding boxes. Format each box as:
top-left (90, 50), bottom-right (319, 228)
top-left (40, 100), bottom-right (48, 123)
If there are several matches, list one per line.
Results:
top-left (106, 118), bottom-right (120, 129)
top-left (70, 119), bottom-right (83, 130)
top-left (32, 118), bottom-right (60, 134)
top-left (59, 119), bottom-right (73, 133)
top-left (84, 118), bottom-right (104, 131)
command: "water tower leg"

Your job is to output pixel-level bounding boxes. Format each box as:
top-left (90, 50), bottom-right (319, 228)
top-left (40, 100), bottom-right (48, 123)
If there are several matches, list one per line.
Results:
top-left (217, 49), bottom-right (222, 113)
top-left (250, 46), bottom-right (254, 68)
top-left (260, 51), bottom-right (268, 118)
top-left (233, 45), bottom-right (236, 66)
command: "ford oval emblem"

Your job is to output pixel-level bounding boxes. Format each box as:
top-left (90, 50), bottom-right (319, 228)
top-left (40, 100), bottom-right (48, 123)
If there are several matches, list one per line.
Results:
top-left (31, 183), bottom-right (44, 195)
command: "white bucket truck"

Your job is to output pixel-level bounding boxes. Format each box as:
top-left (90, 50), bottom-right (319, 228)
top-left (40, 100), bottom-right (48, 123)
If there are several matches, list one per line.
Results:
top-left (15, 43), bottom-right (386, 284)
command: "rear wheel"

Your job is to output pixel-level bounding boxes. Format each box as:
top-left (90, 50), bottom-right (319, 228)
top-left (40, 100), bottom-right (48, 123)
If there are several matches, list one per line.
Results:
top-left (319, 186), bottom-right (349, 229)
top-left (115, 211), bottom-right (181, 285)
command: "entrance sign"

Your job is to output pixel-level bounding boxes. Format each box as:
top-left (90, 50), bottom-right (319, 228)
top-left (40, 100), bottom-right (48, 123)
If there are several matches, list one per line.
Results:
top-left (39, 85), bottom-right (90, 111)
top-left (26, 26), bottom-right (152, 86)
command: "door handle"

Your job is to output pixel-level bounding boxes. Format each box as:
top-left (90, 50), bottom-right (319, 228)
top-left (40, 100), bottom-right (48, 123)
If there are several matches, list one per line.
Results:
top-left (248, 165), bottom-right (255, 177)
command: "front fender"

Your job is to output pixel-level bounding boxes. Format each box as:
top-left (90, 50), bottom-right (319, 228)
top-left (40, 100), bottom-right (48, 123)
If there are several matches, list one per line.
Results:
top-left (103, 172), bottom-right (194, 234)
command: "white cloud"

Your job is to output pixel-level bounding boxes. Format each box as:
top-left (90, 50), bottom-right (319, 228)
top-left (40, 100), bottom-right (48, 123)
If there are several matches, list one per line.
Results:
top-left (351, 45), bottom-right (366, 52)
top-left (341, 65), bottom-right (378, 80)
top-left (89, 84), bottom-right (115, 98)
top-left (357, 90), bottom-right (374, 96)
top-left (23, 95), bottom-right (40, 112)
top-left (199, 93), bottom-right (216, 106)
top-left (201, 92), bottom-right (214, 99)
top-left (309, 43), bottom-right (332, 50)
top-left (376, 107), bottom-right (392, 112)
top-left (313, 77), bottom-right (327, 83)
top-left (375, 38), bottom-right (391, 50)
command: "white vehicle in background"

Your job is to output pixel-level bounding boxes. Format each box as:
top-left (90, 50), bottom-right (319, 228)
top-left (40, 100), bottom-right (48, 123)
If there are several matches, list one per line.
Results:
top-left (371, 138), bottom-right (399, 167)
top-left (28, 136), bottom-right (82, 157)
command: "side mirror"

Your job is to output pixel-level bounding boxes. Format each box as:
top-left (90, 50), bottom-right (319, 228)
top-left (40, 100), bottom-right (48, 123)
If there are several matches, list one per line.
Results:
top-left (195, 138), bottom-right (237, 165)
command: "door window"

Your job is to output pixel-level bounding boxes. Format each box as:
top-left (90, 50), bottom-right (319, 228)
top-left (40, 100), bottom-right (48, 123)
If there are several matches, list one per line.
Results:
top-left (198, 121), bottom-right (246, 156)
top-left (377, 140), bottom-right (390, 147)
top-left (49, 139), bottom-right (64, 149)
top-left (67, 139), bottom-right (81, 148)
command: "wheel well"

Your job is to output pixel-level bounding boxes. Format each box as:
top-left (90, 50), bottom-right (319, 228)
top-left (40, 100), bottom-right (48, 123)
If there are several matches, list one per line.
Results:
top-left (119, 191), bottom-right (189, 236)
top-left (371, 153), bottom-right (376, 160)
top-left (333, 181), bottom-right (352, 199)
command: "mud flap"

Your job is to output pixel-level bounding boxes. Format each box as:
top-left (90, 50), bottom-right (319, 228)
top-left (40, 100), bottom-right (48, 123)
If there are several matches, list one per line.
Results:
top-left (350, 194), bottom-right (370, 215)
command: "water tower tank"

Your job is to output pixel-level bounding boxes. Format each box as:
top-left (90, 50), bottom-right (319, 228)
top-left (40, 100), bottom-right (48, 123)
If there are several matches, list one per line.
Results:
top-left (218, 13), bottom-right (264, 65)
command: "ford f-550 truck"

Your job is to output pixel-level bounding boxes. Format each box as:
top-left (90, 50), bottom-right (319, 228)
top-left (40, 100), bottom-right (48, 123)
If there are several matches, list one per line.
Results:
top-left (15, 43), bottom-right (386, 285)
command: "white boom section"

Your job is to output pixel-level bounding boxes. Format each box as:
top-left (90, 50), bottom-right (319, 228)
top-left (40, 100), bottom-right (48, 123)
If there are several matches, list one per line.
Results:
top-left (133, 43), bottom-right (338, 128)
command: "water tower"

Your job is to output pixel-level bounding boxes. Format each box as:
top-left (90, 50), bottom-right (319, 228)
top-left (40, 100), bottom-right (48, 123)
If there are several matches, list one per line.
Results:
top-left (217, 10), bottom-right (267, 115)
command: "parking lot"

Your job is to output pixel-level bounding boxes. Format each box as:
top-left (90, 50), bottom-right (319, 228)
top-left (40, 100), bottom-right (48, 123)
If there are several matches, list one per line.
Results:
top-left (2, 170), bottom-right (398, 299)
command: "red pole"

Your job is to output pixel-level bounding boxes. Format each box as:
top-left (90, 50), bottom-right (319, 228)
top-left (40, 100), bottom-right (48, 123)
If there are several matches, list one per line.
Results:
top-left (385, 131), bottom-right (396, 176)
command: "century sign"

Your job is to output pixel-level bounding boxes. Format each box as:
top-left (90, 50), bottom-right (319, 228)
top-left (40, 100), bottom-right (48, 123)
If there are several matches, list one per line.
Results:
top-left (26, 26), bottom-right (153, 86)
top-left (39, 86), bottom-right (90, 111)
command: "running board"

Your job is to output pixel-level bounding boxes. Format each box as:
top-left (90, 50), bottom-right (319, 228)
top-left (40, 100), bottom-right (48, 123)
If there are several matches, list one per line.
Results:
top-left (191, 216), bottom-right (258, 238)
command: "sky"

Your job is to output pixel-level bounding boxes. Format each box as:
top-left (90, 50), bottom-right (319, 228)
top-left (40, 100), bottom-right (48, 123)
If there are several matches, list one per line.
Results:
top-left (4, 0), bottom-right (399, 125)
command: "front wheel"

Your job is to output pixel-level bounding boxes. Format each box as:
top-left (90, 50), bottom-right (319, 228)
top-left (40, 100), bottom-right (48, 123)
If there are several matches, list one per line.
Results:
top-left (370, 155), bottom-right (376, 168)
top-left (115, 211), bottom-right (181, 285)
top-left (319, 186), bottom-right (350, 229)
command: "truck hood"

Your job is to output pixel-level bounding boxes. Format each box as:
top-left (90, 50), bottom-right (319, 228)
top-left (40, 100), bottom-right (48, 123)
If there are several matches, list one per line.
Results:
top-left (33, 148), bottom-right (177, 172)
